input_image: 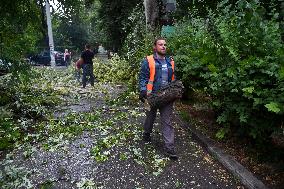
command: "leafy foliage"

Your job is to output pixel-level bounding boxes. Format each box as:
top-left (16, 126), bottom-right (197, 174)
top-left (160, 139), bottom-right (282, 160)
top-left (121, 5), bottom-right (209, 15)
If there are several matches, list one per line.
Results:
top-left (168, 0), bottom-right (284, 143)
top-left (92, 55), bottom-right (132, 83)
top-left (97, 0), bottom-right (140, 51)
top-left (94, 3), bottom-right (154, 92)
top-left (0, 0), bottom-right (42, 72)
top-left (120, 3), bottom-right (158, 91)
top-left (0, 67), bottom-right (69, 150)
top-left (52, 0), bottom-right (103, 51)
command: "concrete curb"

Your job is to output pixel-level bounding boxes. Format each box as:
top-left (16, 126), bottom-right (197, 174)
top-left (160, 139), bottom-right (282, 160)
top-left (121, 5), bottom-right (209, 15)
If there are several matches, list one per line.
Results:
top-left (175, 114), bottom-right (269, 189)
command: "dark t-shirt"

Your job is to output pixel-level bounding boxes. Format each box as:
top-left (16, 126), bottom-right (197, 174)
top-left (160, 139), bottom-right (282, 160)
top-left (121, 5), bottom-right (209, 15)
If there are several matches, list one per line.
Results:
top-left (81, 50), bottom-right (95, 64)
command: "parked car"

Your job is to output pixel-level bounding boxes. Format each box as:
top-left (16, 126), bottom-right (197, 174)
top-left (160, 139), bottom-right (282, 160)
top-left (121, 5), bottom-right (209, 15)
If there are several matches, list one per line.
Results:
top-left (30, 50), bottom-right (64, 66)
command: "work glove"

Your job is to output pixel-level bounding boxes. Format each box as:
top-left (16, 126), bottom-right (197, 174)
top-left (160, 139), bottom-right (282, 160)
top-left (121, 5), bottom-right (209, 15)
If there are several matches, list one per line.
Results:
top-left (139, 90), bottom-right (147, 103)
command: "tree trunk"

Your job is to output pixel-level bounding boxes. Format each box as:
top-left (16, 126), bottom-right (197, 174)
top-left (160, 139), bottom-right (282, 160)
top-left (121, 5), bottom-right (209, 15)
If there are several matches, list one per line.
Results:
top-left (144, 0), bottom-right (160, 32)
top-left (38, 0), bottom-right (48, 46)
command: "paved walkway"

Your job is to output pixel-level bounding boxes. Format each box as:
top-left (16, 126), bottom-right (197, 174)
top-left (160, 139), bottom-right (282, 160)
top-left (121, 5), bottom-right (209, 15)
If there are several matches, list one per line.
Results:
top-left (0, 69), bottom-right (244, 189)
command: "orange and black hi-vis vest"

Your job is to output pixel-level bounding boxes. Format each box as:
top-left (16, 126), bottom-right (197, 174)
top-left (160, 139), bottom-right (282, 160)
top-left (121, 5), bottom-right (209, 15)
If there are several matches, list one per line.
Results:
top-left (146, 55), bottom-right (175, 95)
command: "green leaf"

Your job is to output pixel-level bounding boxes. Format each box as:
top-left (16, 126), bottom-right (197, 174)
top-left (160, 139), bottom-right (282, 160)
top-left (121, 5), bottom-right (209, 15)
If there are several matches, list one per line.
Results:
top-left (242, 86), bottom-right (254, 94)
top-left (153, 171), bottom-right (160, 176)
top-left (216, 127), bottom-right (229, 139)
top-left (216, 113), bottom-right (227, 123)
top-left (265, 102), bottom-right (281, 113)
top-left (208, 63), bottom-right (217, 73)
top-left (279, 66), bottom-right (284, 80)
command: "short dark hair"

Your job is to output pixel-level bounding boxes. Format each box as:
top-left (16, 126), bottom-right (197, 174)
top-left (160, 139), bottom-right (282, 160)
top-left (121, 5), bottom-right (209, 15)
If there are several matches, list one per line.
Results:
top-left (85, 44), bottom-right (91, 49)
top-left (154, 37), bottom-right (166, 46)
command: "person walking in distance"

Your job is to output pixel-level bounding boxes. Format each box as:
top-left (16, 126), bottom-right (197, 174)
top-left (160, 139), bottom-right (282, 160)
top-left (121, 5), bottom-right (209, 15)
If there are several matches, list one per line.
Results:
top-left (81, 44), bottom-right (95, 88)
top-left (64, 49), bottom-right (71, 66)
top-left (139, 37), bottom-right (177, 159)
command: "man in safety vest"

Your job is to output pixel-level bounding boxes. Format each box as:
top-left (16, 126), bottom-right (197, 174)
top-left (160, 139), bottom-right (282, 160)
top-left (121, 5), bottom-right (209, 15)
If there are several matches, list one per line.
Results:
top-left (139, 37), bottom-right (177, 159)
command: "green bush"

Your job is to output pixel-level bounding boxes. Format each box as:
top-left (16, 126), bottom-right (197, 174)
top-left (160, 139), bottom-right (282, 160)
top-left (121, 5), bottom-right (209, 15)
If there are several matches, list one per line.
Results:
top-left (169, 0), bottom-right (284, 143)
top-left (168, 16), bottom-right (217, 91)
top-left (93, 54), bottom-right (133, 84)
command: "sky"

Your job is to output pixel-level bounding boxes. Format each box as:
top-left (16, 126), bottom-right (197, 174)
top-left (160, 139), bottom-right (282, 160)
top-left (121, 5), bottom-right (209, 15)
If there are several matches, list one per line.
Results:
top-left (49, 0), bottom-right (62, 13)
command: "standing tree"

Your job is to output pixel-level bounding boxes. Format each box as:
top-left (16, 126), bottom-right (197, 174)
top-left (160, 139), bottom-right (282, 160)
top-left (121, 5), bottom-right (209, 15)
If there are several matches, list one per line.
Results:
top-left (144, 0), bottom-right (160, 32)
top-left (0, 0), bottom-right (42, 61)
top-left (97, 0), bottom-right (140, 51)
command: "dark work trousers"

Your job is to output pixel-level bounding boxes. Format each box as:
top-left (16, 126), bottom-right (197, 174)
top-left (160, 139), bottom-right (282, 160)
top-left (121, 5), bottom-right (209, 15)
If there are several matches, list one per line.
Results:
top-left (65, 59), bottom-right (71, 67)
top-left (144, 102), bottom-right (174, 150)
top-left (82, 64), bottom-right (95, 88)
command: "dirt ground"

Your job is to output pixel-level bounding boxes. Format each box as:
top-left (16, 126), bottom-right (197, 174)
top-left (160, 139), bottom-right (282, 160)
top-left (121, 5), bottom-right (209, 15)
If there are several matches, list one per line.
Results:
top-left (176, 100), bottom-right (284, 189)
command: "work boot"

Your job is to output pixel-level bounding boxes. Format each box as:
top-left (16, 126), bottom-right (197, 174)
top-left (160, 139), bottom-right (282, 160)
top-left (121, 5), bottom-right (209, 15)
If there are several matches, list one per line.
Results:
top-left (165, 148), bottom-right (178, 160)
top-left (142, 133), bottom-right (151, 142)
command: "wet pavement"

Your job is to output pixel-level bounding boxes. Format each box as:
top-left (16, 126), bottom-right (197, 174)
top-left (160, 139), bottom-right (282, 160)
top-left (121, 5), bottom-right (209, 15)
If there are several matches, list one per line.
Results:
top-left (0, 74), bottom-right (244, 189)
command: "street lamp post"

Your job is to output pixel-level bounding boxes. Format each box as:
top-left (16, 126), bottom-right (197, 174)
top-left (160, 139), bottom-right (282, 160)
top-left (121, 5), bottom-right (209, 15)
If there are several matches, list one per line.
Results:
top-left (45, 0), bottom-right (55, 67)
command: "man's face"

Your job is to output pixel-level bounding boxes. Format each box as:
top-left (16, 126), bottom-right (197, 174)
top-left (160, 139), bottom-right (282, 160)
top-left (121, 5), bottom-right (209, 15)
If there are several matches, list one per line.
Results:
top-left (154, 40), bottom-right (167, 56)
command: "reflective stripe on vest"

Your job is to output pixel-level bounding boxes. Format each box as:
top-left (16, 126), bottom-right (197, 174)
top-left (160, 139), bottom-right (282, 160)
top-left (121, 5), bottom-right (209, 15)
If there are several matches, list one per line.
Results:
top-left (170, 56), bottom-right (175, 81)
top-left (146, 55), bottom-right (175, 94)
